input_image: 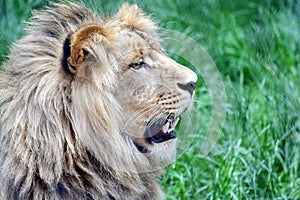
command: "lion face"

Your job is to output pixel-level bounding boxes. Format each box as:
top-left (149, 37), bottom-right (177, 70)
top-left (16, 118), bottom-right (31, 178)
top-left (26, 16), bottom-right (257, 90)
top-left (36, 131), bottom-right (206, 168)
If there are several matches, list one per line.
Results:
top-left (113, 30), bottom-right (197, 165)
top-left (64, 4), bottom-right (197, 166)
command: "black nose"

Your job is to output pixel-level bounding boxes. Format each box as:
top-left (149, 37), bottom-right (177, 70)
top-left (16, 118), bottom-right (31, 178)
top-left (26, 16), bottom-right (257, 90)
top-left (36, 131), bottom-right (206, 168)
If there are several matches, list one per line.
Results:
top-left (189, 81), bottom-right (196, 90)
top-left (177, 81), bottom-right (196, 96)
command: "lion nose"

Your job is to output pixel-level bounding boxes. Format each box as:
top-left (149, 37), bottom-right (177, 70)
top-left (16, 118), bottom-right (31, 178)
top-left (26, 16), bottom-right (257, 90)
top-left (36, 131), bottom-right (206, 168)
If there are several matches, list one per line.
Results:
top-left (189, 81), bottom-right (196, 90)
top-left (177, 81), bottom-right (197, 96)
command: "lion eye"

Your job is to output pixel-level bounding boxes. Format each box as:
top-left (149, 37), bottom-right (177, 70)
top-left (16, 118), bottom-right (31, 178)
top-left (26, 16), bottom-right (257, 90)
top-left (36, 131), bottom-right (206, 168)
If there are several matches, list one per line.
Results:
top-left (129, 59), bottom-right (148, 70)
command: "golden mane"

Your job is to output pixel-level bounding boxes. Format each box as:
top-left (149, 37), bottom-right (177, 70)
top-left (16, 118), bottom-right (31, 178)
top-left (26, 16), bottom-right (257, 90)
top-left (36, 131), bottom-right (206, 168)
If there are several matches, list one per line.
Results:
top-left (0, 2), bottom-right (163, 199)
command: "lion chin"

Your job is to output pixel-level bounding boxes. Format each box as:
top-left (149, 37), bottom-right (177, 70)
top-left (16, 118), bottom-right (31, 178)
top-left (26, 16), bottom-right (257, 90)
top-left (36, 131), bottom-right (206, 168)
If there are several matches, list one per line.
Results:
top-left (0, 2), bottom-right (197, 200)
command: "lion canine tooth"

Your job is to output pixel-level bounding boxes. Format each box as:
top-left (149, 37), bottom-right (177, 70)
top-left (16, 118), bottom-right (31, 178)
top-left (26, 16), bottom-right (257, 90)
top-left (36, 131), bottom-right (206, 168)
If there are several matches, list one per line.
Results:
top-left (171, 117), bottom-right (179, 128)
top-left (163, 122), bottom-right (170, 133)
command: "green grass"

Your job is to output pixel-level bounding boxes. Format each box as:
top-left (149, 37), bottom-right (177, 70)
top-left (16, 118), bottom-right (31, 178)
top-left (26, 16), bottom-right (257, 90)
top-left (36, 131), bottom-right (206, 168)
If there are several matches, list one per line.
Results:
top-left (1, 0), bottom-right (300, 199)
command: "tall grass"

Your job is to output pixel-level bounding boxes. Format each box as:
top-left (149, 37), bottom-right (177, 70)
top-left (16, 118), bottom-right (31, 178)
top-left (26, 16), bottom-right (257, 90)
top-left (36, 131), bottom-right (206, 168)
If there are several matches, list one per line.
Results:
top-left (1, 0), bottom-right (300, 199)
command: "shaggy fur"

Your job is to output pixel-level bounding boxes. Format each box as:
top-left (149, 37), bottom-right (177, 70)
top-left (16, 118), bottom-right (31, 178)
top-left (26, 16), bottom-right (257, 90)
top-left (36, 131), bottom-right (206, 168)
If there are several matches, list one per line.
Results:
top-left (0, 2), bottom-right (197, 200)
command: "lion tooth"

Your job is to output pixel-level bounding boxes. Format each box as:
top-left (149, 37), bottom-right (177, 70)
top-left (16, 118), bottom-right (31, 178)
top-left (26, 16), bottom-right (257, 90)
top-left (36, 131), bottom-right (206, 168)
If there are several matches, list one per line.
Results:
top-left (171, 117), bottom-right (179, 128)
top-left (163, 122), bottom-right (170, 133)
top-left (167, 128), bottom-right (174, 133)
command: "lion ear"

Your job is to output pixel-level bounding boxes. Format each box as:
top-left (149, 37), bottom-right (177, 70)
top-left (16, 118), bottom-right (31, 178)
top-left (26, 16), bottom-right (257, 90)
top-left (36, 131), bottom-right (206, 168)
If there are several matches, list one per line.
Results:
top-left (115, 3), bottom-right (157, 32)
top-left (62, 24), bottom-right (108, 76)
top-left (66, 44), bottom-right (94, 75)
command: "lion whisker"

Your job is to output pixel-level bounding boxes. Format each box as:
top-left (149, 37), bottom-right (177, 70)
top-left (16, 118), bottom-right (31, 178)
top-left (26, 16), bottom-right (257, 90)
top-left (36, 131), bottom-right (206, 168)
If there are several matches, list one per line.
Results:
top-left (124, 103), bottom-right (161, 126)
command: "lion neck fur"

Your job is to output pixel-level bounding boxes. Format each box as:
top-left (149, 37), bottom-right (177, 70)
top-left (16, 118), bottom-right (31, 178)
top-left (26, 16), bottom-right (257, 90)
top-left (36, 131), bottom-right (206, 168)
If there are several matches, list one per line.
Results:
top-left (0, 2), bottom-right (163, 199)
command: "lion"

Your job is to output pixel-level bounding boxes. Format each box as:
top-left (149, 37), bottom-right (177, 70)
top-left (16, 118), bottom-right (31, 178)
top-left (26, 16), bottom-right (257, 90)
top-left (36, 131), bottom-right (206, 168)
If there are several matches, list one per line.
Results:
top-left (0, 2), bottom-right (197, 200)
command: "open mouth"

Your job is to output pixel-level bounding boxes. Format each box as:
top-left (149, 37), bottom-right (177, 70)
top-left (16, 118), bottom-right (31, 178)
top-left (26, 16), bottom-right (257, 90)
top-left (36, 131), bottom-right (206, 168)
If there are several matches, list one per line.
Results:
top-left (145, 115), bottom-right (180, 143)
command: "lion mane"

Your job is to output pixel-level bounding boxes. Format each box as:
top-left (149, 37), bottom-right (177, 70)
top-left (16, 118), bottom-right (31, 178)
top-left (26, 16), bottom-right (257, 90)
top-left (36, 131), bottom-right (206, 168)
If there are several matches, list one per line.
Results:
top-left (0, 2), bottom-right (197, 200)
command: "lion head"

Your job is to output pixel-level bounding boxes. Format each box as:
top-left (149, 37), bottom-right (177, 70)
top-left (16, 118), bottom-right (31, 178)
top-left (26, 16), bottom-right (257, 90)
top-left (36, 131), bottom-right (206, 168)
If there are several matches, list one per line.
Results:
top-left (0, 2), bottom-right (197, 199)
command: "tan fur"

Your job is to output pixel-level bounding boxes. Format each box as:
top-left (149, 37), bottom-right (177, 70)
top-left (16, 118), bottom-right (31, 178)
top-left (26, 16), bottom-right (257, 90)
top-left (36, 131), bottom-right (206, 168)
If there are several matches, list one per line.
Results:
top-left (0, 2), bottom-right (197, 200)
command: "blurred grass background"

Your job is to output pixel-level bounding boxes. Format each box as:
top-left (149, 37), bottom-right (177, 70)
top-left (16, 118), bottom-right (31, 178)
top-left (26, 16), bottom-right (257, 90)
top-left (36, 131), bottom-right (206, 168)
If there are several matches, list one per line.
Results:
top-left (1, 0), bottom-right (300, 199)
